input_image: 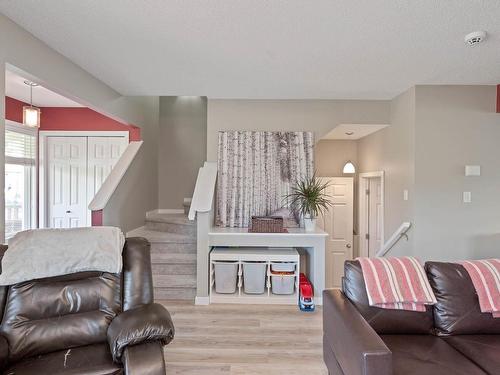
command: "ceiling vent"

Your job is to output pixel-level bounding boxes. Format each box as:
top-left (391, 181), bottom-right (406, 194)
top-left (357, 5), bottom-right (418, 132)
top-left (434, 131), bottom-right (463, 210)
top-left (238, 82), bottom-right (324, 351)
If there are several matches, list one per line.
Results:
top-left (464, 31), bottom-right (487, 46)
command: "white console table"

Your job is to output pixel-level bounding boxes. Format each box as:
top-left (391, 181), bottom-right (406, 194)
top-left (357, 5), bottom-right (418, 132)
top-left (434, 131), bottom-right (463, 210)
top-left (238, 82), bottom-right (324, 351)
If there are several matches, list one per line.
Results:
top-left (195, 223), bottom-right (328, 305)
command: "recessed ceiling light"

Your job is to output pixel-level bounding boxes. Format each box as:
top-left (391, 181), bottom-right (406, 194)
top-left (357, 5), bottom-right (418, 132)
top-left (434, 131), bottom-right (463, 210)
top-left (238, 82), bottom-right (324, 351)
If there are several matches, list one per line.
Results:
top-left (345, 131), bottom-right (354, 136)
top-left (464, 31), bottom-right (487, 46)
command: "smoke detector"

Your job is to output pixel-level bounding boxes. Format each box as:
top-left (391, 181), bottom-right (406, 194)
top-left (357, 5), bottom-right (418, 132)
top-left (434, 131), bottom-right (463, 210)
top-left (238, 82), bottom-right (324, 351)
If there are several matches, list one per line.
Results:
top-left (464, 31), bottom-right (487, 46)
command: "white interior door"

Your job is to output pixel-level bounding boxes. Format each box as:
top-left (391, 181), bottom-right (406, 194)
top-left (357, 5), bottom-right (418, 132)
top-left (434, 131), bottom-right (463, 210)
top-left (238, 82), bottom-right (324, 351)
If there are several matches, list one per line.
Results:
top-left (47, 137), bottom-right (88, 228)
top-left (368, 177), bottom-right (383, 257)
top-left (87, 137), bottom-right (128, 223)
top-left (317, 177), bottom-right (354, 288)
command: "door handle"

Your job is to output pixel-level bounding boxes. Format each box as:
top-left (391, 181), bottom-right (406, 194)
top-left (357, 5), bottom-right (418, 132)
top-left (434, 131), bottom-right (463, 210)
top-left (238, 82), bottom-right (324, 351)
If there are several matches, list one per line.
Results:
top-left (346, 244), bottom-right (352, 248)
top-left (66, 210), bottom-right (71, 214)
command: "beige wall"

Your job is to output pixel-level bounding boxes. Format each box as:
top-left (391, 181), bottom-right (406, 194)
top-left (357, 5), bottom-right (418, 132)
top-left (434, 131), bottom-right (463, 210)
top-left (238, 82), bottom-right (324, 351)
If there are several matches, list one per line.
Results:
top-left (357, 88), bottom-right (416, 256)
top-left (358, 85), bottom-right (500, 260)
top-left (206, 99), bottom-right (390, 161)
top-left (158, 96), bottom-right (207, 209)
top-left (413, 85), bottom-right (500, 260)
top-left (103, 96), bottom-right (159, 231)
top-left (315, 140), bottom-right (357, 177)
top-left (0, 15), bottom-right (159, 236)
top-left (315, 139), bottom-right (359, 232)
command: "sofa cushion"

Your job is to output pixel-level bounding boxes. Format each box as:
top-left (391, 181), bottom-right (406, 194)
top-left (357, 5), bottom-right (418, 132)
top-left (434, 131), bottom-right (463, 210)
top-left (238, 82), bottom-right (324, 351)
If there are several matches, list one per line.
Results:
top-left (444, 335), bottom-right (500, 375)
top-left (381, 335), bottom-right (486, 375)
top-left (342, 260), bottom-right (434, 334)
top-left (4, 343), bottom-right (122, 375)
top-left (425, 262), bottom-right (500, 335)
top-left (0, 272), bottom-right (121, 361)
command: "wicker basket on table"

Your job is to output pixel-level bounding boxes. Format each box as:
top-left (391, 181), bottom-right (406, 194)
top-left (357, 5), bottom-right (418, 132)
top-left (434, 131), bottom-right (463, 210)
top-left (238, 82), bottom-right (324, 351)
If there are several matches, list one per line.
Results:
top-left (249, 216), bottom-right (285, 233)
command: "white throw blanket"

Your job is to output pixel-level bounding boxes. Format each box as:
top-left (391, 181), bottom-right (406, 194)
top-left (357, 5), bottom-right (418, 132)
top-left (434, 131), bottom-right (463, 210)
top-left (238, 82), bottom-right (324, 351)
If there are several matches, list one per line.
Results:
top-left (0, 227), bottom-right (125, 285)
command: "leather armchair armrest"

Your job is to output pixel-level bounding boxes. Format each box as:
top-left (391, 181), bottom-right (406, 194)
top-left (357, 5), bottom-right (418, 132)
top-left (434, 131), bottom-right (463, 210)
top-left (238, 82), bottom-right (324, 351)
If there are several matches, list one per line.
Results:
top-left (0, 334), bottom-right (8, 370)
top-left (107, 303), bottom-right (175, 362)
top-left (123, 342), bottom-right (166, 375)
top-left (323, 289), bottom-right (392, 375)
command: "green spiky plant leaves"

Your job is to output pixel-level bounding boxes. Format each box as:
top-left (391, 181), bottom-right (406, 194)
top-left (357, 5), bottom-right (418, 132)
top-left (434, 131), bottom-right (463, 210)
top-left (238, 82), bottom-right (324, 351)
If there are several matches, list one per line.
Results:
top-left (285, 174), bottom-right (332, 219)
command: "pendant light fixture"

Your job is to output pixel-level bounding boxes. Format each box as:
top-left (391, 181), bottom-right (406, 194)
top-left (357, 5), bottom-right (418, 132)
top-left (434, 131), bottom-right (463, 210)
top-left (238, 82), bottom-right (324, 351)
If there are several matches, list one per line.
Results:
top-left (343, 161), bottom-right (356, 174)
top-left (23, 80), bottom-right (41, 128)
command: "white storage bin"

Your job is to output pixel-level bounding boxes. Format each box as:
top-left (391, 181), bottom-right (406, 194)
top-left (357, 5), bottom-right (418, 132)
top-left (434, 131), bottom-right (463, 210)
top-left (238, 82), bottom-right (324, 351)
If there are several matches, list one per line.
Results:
top-left (214, 261), bottom-right (238, 294)
top-left (271, 262), bottom-right (296, 273)
top-left (242, 262), bottom-right (267, 294)
top-left (271, 273), bottom-right (295, 295)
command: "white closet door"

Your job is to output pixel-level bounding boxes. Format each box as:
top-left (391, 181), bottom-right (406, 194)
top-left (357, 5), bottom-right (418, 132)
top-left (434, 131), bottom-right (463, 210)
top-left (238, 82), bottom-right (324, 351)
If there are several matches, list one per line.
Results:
top-left (47, 137), bottom-right (88, 228)
top-left (86, 137), bottom-right (128, 223)
top-left (317, 177), bottom-right (354, 288)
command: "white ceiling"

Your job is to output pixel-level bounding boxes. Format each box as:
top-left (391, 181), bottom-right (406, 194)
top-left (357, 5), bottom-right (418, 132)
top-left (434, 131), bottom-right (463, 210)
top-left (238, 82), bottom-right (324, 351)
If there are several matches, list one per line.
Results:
top-left (5, 70), bottom-right (83, 107)
top-left (1, 1), bottom-right (500, 99)
top-left (322, 124), bottom-right (389, 140)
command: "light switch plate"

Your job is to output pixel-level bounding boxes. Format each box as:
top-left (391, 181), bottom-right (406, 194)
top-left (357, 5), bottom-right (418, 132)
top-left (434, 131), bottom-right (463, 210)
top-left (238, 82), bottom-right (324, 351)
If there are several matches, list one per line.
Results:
top-left (403, 189), bottom-right (409, 201)
top-left (465, 165), bottom-right (481, 176)
top-left (463, 191), bottom-right (472, 203)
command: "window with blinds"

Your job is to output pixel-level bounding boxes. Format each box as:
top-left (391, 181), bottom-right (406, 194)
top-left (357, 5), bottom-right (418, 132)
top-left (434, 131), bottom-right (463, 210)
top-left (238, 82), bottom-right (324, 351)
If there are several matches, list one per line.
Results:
top-left (5, 128), bottom-right (36, 164)
top-left (4, 122), bottom-right (37, 239)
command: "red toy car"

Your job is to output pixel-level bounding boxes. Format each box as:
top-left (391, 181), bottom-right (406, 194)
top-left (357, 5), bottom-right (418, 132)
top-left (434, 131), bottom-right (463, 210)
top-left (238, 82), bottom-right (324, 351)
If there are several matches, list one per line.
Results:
top-left (299, 273), bottom-right (315, 312)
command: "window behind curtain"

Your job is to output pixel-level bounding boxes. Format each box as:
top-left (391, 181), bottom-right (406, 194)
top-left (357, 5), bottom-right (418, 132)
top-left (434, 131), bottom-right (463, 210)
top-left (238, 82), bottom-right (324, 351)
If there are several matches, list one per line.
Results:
top-left (5, 122), bottom-right (36, 240)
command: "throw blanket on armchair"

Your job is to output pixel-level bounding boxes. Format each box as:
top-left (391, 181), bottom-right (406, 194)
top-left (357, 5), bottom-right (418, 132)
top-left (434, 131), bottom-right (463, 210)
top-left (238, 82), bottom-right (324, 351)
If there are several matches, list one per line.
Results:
top-left (0, 227), bottom-right (125, 285)
top-left (357, 256), bottom-right (437, 312)
top-left (461, 259), bottom-right (500, 318)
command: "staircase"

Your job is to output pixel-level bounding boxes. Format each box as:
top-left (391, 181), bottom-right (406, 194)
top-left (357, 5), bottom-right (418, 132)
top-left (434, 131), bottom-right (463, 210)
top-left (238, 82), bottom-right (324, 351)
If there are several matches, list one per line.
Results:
top-left (127, 211), bottom-right (197, 301)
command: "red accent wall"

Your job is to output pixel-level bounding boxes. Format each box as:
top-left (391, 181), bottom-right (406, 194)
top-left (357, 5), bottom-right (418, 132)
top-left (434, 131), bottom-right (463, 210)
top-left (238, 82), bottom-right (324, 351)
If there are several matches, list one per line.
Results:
top-left (5, 96), bottom-right (28, 123)
top-left (5, 96), bottom-right (142, 227)
top-left (497, 85), bottom-right (500, 113)
top-left (5, 96), bottom-right (141, 141)
top-left (39, 107), bottom-right (140, 140)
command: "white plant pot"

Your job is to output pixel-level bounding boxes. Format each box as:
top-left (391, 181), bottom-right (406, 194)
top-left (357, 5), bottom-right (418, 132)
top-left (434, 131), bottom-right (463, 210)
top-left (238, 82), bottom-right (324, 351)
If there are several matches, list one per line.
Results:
top-left (303, 217), bottom-right (316, 232)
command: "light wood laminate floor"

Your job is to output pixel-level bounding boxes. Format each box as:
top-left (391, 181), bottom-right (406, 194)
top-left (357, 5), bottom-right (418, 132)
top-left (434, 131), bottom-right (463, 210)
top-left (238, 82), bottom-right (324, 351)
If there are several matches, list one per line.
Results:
top-left (159, 301), bottom-right (328, 375)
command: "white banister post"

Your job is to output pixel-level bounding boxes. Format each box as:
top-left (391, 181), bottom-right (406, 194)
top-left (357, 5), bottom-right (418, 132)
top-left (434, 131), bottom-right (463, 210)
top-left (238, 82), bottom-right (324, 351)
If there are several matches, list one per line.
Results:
top-left (189, 161), bottom-right (217, 305)
top-left (195, 206), bottom-right (213, 305)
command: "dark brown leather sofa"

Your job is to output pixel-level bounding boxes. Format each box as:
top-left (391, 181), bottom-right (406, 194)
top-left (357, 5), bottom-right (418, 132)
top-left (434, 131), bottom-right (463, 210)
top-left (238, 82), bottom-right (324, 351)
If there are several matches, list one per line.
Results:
top-left (323, 260), bottom-right (500, 375)
top-left (0, 237), bottom-right (174, 375)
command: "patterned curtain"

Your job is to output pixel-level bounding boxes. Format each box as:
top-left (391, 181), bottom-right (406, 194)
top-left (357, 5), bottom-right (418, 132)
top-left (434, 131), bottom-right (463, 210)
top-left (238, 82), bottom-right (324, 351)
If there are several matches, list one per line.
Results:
top-left (216, 131), bottom-right (314, 227)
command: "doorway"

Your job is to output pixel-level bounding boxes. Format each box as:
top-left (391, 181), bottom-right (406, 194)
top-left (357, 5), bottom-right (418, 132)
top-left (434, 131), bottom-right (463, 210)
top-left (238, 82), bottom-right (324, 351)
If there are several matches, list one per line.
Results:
top-left (39, 131), bottom-right (128, 228)
top-left (317, 177), bottom-right (354, 288)
top-left (358, 171), bottom-right (384, 257)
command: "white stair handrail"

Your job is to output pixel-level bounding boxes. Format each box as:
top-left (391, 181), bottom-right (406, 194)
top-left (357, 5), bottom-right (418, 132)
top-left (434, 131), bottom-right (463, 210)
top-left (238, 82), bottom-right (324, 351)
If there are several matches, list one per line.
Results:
top-left (376, 222), bottom-right (412, 257)
top-left (89, 141), bottom-right (143, 211)
top-left (188, 161), bottom-right (217, 220)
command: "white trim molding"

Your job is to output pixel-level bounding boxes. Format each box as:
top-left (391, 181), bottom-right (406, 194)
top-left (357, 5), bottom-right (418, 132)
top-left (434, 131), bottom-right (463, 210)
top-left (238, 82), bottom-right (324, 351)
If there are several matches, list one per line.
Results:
top-left (39, 130), bottom-right (129, 142)
top-left (358, 171), bottom-right (385, 258)
top-left (195, 296), bottom-right (210, 305)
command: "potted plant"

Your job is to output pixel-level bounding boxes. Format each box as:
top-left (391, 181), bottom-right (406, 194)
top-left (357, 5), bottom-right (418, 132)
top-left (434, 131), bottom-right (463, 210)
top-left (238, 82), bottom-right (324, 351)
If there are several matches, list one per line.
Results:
top-left (285, 174), bottom-right (331, 231)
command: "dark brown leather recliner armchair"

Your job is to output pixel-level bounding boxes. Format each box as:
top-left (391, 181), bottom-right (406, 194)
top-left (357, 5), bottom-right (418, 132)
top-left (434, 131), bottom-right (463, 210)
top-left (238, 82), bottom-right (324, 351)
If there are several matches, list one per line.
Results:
top-left (0, 237), bottom-right (174, 375)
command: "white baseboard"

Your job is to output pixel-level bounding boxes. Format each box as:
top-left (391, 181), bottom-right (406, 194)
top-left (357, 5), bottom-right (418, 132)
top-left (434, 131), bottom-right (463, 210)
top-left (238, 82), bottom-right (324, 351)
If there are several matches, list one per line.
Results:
top-left (195, 296), bottom-right (210, 305)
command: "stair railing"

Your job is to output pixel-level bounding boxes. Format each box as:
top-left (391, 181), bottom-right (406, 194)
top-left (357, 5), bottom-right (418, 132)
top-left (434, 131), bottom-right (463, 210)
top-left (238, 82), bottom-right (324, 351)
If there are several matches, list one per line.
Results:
top-left (189, 161), bottom-right (217, 305)
top-left (188, 161), bottom-right (217, 221)
top-left (88, 141), bottom-right (143, 225)
top-left (376, 222), bottom-right (412, 257)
